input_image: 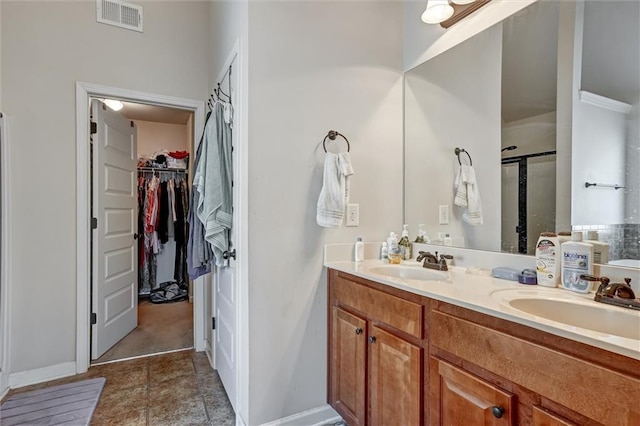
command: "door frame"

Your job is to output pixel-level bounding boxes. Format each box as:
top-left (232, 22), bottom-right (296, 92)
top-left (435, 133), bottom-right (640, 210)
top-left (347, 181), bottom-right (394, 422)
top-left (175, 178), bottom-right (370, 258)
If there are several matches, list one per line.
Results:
top-left (0, 113), bottom-right (12, 397)
top-left (75, 82), bottom-right (205, 373)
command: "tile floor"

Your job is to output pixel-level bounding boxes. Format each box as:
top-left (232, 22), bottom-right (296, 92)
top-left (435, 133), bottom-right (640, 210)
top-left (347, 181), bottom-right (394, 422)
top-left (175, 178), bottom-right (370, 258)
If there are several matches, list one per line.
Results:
top-left (3, 349), bottom-right (235, 426)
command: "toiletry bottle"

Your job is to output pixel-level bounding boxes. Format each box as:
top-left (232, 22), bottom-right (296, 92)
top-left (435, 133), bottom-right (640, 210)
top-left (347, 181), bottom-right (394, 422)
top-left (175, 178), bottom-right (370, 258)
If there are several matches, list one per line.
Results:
top-left (398, 225), bottom-right (412, 260)
top-left (415, 224), bottom-right (427, 244)
top-left (558, 231), bottom-right (572, 246)
top-left (354, 237), bottom-right (364, 262)
top-left (443, 233), bottom-right (452, 246)
top-left (387, 232), bottom-right (399, 255)
top-left (380, 242), bottom-right (388, 262)
top-left (561, 231), bottom-right (594, 293)
top-left (535, 232), bottom-right (560, 287)
top-left (584, 231), bottom-right (609, 264)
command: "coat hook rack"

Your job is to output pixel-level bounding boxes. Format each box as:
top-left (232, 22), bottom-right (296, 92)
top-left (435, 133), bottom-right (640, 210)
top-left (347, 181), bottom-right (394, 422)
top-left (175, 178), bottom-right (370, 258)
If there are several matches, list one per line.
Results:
top-left (454, 147), bottom-right (472, 166)
top-left (323, 130), bottom-right (350, 153)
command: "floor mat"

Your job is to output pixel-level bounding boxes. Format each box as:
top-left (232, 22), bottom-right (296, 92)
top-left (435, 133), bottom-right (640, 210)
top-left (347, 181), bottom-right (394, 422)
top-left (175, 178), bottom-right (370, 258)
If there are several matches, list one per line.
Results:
top-left (0, 377), bottom-right (106, 426)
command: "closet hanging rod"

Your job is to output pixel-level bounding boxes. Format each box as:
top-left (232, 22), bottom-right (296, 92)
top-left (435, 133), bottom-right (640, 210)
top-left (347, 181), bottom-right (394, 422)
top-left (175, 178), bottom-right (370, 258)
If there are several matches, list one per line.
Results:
top-left (138, 167), bottom-right (188, 173)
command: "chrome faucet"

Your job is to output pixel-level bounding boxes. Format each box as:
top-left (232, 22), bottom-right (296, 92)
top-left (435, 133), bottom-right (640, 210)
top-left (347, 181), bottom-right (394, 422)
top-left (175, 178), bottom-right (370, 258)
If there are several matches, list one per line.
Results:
top-left (416, 251), bottom-right (452, 271)
top-left (582, 275), bottom-right (640, 311)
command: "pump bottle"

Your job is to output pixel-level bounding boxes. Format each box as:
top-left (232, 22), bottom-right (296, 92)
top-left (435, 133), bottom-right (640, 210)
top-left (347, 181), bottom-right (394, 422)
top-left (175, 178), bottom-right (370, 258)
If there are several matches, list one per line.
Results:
top-left (398, 225), bottom-right (412, 260)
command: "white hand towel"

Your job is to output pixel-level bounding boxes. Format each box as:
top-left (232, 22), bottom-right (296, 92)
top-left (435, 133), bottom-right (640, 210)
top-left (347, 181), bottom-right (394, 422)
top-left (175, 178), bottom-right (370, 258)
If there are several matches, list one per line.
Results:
top-left (454, 164), bottom-right (483, 225)
top-left (317, 152), bottom-right (354, 228)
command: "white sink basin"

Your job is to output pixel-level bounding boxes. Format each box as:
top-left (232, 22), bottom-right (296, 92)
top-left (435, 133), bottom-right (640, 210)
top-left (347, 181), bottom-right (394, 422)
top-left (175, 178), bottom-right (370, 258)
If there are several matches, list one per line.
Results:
top-left (368, 265), bottom-right (447, 281)
top-left (502, 295), bottom-right (640, 340)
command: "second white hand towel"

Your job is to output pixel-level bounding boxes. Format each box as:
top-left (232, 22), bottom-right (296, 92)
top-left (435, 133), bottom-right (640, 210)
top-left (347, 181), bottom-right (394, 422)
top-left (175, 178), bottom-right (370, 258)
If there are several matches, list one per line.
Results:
top-left (317, 152), bottom-right (354, 228)
top-left (454, 164), bottom-right (483, 225)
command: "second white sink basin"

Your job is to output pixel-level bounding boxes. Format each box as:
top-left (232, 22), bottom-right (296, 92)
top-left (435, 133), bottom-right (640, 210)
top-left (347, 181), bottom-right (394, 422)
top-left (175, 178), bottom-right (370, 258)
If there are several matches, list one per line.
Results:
top-left (506, 296), bottom-right (640, 340)
top-left (368, 265), bottom-right (447, 281)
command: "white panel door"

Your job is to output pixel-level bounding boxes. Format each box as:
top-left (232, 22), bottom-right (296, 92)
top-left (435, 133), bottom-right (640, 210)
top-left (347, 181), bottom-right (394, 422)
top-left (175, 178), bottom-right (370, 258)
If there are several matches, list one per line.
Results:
top-left (92, 99), bottom-right (138, 360)
top-left (215, 56), bottom-right (239, 412)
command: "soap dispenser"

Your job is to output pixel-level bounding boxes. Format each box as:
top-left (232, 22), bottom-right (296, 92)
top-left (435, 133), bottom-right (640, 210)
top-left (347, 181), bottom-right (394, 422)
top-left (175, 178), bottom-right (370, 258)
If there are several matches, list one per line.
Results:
top-left (415, 224), bottom-right (428, 244)
top-left (398, 225), bottom-right (412, 260)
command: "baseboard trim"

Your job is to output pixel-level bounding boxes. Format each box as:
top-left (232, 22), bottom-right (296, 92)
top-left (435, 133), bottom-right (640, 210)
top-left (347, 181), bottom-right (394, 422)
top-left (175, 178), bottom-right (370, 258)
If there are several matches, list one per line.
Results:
top-left (9, 361), bottom-right (77, 389)
top-left (0, 385), bottom-right (9, 401)
top-left (260, 405), bottom-right (341, 426)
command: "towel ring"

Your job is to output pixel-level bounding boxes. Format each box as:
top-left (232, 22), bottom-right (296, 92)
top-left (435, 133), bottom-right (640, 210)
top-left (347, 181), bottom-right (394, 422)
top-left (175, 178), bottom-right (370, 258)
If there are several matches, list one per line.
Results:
top-left (323, 130), bottom-right (350, 153)
top-left (455, 147), bottom-right (472, 166)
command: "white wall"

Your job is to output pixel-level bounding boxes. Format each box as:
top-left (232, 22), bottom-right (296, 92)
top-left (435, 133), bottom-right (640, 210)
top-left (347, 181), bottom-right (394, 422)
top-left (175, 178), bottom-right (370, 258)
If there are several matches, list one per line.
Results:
top-left (404, 24), bottom-right (502, 252)
top-left (246, 2), bottom-right (403, 424)
top-left (135, 120), bottom-right (189, 158)
top-left (626, 103), bottom-right (640, 223)
top-left (1, 1), bottom-right (210, 374)
top-left (502, 112), bottom-right (556, 156)
top-left (572, 98), bottom-right (626, 225)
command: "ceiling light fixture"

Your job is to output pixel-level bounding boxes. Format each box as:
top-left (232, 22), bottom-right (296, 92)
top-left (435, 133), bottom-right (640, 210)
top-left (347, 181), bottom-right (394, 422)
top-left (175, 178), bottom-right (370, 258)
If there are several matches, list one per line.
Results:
top-left (103, 99), bottom-right (124, 111)
top-left (421, 0), bottom-right (454, 24)
top-left (422, 0), bottom-right (491, 28)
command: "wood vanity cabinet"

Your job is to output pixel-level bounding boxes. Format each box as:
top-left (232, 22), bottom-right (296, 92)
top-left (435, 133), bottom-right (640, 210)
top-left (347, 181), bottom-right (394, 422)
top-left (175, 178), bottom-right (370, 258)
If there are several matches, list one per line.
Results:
top-left (327, 269), bottom-right (640, 426)
top-left (328, 269), bottom-right (424, 426)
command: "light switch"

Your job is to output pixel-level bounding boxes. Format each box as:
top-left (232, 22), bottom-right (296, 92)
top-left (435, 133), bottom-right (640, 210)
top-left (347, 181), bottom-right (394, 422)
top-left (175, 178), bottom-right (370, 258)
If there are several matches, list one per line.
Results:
top-left (439, 205), bottom-right (449, 225)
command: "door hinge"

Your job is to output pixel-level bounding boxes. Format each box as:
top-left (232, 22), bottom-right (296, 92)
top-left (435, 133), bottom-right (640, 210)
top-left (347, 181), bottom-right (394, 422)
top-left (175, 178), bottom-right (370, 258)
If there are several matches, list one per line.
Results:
top-left (90, 121), bottom-right (97, 135)
top-left (91, 217), bottom-right (98, 230)
top-left (212, 317), bottom-right (216, 330)
top-left (91, 313), bottom-right (97, 325)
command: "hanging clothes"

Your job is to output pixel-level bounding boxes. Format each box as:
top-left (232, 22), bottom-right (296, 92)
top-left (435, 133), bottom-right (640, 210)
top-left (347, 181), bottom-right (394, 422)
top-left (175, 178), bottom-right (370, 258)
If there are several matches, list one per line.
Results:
top-left (193, 101), bottom-right (233, 267)
top-left (137, 170), bottom-right (190, 295)
top-left (187, 111), bottom-right (214, 279)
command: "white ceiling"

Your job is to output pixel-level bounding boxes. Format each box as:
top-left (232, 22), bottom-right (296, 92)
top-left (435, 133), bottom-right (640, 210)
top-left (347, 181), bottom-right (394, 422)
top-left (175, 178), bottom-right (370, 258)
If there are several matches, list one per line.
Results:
top-left (119, 101), bottom-right (192, 125)
top-left (501, 0), bottom-right (639, 123)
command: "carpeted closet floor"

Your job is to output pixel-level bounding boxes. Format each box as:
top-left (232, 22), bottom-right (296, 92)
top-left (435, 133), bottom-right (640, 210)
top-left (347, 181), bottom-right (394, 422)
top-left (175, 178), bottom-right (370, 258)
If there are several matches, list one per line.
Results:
top-left (94, 298), bottom-right (194, 364)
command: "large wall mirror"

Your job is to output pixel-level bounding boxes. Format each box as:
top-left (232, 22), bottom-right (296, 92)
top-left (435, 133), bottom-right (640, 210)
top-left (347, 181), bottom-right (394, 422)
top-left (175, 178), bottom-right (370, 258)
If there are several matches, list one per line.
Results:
top-left (404, 0), bottom-right (639, 267)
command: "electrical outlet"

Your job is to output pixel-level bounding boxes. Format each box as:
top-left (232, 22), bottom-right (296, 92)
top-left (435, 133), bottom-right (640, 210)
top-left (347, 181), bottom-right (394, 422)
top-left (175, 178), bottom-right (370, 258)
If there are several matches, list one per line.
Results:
top-left (346, 204), bottom-right (359, 227)
top-left (439, 205), bottom-right (449, 225)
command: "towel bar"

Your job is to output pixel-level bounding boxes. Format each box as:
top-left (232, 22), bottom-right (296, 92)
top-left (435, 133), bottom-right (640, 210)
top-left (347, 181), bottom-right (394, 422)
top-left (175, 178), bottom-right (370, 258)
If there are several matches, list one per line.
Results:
top-left (455, 147), bottom-right (472, 166)
top-left (323, 130), bottom-right (350, 153)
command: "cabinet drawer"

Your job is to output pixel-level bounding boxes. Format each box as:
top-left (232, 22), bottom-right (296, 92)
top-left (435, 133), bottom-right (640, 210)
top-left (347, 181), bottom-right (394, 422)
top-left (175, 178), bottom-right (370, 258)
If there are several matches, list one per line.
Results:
top-left (432, 358), bottom-right (513, 425)
top-left (334, 275), bottom-right (423, 338)
top-left (431, 310), bottom-right (640, 425)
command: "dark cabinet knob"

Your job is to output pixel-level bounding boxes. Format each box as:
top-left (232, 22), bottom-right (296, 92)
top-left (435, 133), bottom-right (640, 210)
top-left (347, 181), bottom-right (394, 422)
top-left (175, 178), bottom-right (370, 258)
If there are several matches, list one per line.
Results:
top-left (133, 233), bottom-right (139, 240)
top-left (491, 406), bottom-right (504, 418)
top-left (355, 328), bottom-right (363, 335)
top-left (223, 249), bottom-right (236, 260)
top-left (368, 336), bottom-right (376, 343)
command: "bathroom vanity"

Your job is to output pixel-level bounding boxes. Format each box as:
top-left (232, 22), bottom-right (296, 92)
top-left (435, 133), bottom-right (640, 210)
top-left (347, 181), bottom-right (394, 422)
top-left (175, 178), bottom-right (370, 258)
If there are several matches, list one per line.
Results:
top-left (326, 261), bottom-right (640, 426)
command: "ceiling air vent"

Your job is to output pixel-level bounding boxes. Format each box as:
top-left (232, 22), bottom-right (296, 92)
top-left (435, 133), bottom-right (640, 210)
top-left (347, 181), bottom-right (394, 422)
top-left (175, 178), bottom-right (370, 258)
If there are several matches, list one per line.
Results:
top-left (96, 0), bottom-right (143, 33)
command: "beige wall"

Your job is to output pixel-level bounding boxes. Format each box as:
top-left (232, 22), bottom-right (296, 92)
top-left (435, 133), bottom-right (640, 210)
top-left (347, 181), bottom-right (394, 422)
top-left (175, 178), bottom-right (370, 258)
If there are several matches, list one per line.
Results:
top-left (1, 1), bottom-right (210, 373)
top-left (246, 2), bottom-right (403, 424)
top-left (135, 120), bottom-right (189, 159)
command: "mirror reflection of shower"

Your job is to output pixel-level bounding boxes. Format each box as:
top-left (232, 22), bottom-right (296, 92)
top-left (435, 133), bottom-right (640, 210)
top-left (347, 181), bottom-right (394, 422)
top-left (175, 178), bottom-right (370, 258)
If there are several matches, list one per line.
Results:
top-left (501, 145), bottom-right (518, 152)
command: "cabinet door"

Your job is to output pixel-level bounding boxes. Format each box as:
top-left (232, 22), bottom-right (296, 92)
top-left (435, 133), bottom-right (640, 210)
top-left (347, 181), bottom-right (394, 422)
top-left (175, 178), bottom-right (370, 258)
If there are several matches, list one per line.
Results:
top-left (369, 325), bottom-right (422, 426)
top-left (433, 358), bottom-right (513, 425)
top-left (532, 406), bottom-right (576, 426)
top-left (331, 307), bottom-right (367, 426)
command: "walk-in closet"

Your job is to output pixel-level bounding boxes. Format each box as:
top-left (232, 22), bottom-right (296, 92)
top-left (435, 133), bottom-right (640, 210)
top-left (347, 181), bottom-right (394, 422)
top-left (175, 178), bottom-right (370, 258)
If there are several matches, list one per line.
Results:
top-left (91, 100), bottom-right (195, 364)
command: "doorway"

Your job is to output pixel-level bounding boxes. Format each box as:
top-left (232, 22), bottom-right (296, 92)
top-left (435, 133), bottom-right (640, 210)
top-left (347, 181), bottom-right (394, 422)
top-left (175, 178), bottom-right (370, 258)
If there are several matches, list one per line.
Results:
top-left (75, 82), bottom-right (207, 373)
top-left (90, 99), bottom-right (195, 364)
